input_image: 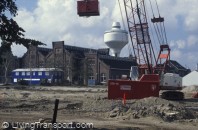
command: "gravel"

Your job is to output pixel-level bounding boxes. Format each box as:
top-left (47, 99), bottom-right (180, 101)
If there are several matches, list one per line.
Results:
top-left (108, 97), bottom-right (197, 122)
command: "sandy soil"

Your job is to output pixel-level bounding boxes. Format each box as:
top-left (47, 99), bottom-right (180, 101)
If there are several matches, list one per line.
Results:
top-left (0, 85), bottom-right (198, 130)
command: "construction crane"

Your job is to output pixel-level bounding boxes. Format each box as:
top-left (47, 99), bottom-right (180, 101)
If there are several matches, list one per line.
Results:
top-left (77, 0), bottom-right (184, 100)
top-left (122, 0), bottom-right (184, 100)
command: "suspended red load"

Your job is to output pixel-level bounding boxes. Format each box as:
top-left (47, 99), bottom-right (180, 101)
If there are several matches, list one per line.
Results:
top-left (77, 0), bottom-right (100, 16)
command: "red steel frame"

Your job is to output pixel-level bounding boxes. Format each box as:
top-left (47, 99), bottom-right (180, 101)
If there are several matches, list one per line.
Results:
top-left (153, 44), bottom-right (170, 74)
top-left (123, 0), bottom-right (156, 75)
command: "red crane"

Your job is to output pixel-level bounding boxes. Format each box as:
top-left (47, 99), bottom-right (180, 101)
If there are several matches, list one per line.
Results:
top-left (123, 0), bottom-right (155, 75)
top-left (77, 0), bottom-right (184, 100)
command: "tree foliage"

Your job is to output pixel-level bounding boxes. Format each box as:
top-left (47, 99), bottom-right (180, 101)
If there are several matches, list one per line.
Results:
top-left (0, 0), bottom-right (46, 63)
top-left (1, 51), bottom-right (13, 84)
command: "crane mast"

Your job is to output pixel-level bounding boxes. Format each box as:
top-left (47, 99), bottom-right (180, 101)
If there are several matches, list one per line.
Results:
top-left (123, 0), bottom-right (156, 75)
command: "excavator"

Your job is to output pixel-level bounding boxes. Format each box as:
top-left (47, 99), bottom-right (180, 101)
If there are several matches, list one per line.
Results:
top-left (77, 0), bottom-right (184, 100)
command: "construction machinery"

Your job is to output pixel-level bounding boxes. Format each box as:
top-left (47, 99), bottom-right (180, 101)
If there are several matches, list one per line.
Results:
top-left (77, 0), bottom-right (184, 100)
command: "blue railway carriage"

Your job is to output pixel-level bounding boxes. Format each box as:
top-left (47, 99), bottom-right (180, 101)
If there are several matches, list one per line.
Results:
top-left (12, 68), bottom-right (64, 85)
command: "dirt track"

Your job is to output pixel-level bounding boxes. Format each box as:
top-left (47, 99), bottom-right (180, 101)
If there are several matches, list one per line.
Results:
top-left (0, 86), bottom-right (198, 130)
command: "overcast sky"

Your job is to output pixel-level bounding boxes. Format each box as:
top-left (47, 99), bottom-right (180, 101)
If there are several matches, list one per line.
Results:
top-left (10, 0), bottom-right (198, 70)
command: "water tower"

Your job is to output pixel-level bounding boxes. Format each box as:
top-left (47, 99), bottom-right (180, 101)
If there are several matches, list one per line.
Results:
top-left (104, 22), bottom-right (128, 57)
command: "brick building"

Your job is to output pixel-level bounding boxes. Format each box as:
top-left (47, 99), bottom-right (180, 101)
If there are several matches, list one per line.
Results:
top-left (21, 41), bottom-right (137, 85)
top-left (0, 41), bottom-right (190, 85)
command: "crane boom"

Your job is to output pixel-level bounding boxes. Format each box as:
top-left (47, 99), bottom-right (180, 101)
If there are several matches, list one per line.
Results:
top-left (123, 0), bottom-right (155, 75)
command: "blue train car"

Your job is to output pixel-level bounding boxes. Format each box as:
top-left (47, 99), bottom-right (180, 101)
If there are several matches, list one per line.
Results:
top-left (12, 68), bottom-right (64, 85)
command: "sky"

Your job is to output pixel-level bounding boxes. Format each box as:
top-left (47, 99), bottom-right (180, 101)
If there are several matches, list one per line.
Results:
top-left (10, 0), bottom-right (198, 70)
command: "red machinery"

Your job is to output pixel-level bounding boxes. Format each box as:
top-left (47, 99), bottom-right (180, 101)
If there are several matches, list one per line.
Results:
top-left (108, 74), bottom-right (160, 99)
top-left (192, 92), bottom-right (198, 98)
top-left (77, 0), bottom-right (100, 16)
top-left (76, 0), bottom-right (184, 100)
top-left (109, 0), bottom-right (183, 100)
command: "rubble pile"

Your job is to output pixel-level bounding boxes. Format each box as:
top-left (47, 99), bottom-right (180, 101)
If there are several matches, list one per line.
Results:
top-left (182, 85), bottom-right (198, 93)
top-left (109, 97), bottom-right (196, 122)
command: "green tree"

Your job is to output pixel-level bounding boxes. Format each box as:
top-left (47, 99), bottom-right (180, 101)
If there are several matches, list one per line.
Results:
top-left (0, 0), bottom-right (45, 63)
top-left (1, 51), bottom-right (13, 84)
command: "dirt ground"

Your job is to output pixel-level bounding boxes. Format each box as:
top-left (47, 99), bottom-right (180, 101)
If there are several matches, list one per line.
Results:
top-left (0, 85), bottom-right (198, 130)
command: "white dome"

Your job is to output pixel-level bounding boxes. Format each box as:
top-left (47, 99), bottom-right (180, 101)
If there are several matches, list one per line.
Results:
top-left (104, 22), bottom-right (128, 57)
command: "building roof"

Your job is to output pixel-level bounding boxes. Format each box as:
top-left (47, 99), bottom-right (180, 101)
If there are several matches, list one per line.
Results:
top-left (12, 68), bottom-right (63, 72)
top-left (99, 55), bottom-right (137, 69)
top-left (37, 45), bottom-right (109, 56)
top-left (99, 55), bottom-right (136, 61)
top-left (64, 45), bottom-right (109, 55)
top-left (169, 60), bottom-right (186, 70)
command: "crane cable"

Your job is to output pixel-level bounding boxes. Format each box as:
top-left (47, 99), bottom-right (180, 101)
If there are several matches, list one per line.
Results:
top-left (118, 0), bottom-right (132, 56)
top-left (148, 0), bottom-right (161, 45)
top-left (136, 0), bottom-right (152, 74)
top-left (145, 0), bottom-right (159, 52)
top-left (155, 0), bottom-right (166, 45)
top-left (144, 1), bottom-right (158, 64)
top-left (123, 0), bottom-right (136, 58)
top-left (149, 0), bottom-right (167, 45)
top-left (154, 0), bottom-right (168, 45)
top-left (155, 0), bottom-right (160, 18)
top-left (118, 0), bottom-right (126, 30)
top-left (154, 0), bottom-right (168, 44)
top-left (163, 21), bottom-right (168, 44)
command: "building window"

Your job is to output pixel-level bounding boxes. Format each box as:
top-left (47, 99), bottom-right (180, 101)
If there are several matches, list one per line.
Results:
top-left (15, 72), bottom-right (19, 76)
top-left (88, 58), bottom-right (95, 66)
top-left (38, 72), bottom-right (42, 76)
top-left (100, 73), bottom-right (106, 83)
top-left (55, 49), bottom-right (62, 54)
top-left (26, 72), bottom-right (30, 76)
top-left (45, 71), bottom-right (49, 76)
top-left (22, 72), bottom-right (25, 76)
top-left (89, 73), bottom-right (94, 80)
top-left (14, 78), bottom-right (17, 83)
top-left (39, 61), bottom-right (44, 67)
top-left (33, 72), bottom-right (36, 76)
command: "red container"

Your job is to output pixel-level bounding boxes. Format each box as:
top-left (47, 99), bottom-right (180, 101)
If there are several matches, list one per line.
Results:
top-left (77, 0), bottom-right (100, 16)
top-left (108, 74), bottom-right (160, 99)
top-left (192, 92), bottom-right (198, 98)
